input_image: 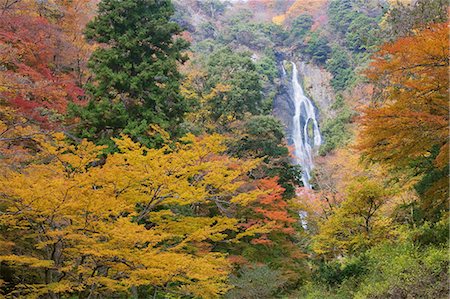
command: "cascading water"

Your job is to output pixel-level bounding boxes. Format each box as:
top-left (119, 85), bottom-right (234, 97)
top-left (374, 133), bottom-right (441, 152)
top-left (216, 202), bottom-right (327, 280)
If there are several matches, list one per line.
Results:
top-left (289, 61), bottom-right (322, 189)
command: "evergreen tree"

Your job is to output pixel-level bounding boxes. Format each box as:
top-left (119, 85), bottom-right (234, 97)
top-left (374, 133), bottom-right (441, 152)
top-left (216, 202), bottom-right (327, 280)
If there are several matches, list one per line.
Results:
top-left (304, 32), bottom-right (331, 64)
top-left (71, 0), bottom-right (189, 148)
top-left (205, 47), bottom-right (262, 122)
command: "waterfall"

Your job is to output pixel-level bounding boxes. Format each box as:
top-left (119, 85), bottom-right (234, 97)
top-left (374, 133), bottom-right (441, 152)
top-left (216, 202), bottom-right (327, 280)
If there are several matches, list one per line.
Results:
top-left (289, 62), bottom-right (322, 189)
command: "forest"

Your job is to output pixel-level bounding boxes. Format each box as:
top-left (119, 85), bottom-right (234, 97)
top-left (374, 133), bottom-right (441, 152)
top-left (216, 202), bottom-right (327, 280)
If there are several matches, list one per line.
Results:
top-left (0, 0), bottom-right (448, 298)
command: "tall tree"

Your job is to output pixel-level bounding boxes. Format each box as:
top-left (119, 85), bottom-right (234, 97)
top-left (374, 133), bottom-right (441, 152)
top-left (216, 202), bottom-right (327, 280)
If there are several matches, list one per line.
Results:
top-left (71, 0), bottom-right (189, 148)
top-left (358, 22), bottom-right (449, 219)
top-left (0, 133), bottom-right (278, 298)
top-left (313, 177), bottom-right (392, 257)
top-left (205, 47), bottom-right (263, 126)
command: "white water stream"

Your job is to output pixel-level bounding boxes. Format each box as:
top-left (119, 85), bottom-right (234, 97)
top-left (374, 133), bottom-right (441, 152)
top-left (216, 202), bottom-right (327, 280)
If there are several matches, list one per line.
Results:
top-left (289, 62), bottom-right (322, 189)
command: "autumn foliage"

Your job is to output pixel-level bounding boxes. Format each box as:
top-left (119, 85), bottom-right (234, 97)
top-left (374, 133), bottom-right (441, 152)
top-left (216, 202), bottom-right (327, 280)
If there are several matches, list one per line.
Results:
top-left (358, 22), bottom-right (449, 214)
top-left (0, 0), bottom-right (95, 127)
top-left (0, 133), bottom-right (287, 298)
top-left (0, 0), bottom-right (448, 297)
top-left (272, 0), bottom-right (328, 25)
top-left (242, 178), bottom-right (296, 245)
top-left (0, 15), bottom-right (84, 122)
top-left (360, 22), bottom-right (449, 168)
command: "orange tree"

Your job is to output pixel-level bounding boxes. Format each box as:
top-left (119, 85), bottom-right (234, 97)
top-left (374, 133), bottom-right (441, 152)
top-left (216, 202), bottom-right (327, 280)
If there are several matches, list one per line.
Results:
top-left (358, 22), bottom-right (449, 220)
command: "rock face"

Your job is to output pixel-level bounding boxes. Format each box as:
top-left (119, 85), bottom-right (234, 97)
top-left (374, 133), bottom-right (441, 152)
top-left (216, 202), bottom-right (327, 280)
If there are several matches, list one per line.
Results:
top-left (298, 61), bottom-right (335, 120)
top-left (273, 61), bottom-right (295, 140)
top-left (273, 56), bottom-right (335, 187)
top-left (273, 56), bottom-right (335, 141)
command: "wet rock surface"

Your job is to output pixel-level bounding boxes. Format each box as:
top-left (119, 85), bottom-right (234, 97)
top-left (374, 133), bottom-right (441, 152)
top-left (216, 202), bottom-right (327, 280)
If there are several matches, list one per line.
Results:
top-left (273, 56), bottom-right (335, 134)
top-left (273, 55), bottom-right (334, 187)
top-left (298, 61), bottom-right (335, 120)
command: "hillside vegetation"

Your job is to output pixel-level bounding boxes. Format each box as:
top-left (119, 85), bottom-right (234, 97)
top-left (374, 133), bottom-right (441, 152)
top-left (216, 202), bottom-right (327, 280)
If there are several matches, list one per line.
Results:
top-left (0, 0), bottom-right (448, 298)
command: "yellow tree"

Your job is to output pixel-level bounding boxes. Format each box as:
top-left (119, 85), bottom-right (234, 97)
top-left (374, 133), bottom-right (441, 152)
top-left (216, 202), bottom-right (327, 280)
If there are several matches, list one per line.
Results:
top-left (313, 177), bottom-right (393, 258)
top-left (181, 68), bottom-right (232, 133)
top-left (0, 133), bottom-right (272, 298)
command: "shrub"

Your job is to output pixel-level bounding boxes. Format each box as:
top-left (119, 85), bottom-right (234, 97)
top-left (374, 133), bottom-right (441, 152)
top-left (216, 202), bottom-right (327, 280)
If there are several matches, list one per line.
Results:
top-left (225, 265), bottom-right (288, 299)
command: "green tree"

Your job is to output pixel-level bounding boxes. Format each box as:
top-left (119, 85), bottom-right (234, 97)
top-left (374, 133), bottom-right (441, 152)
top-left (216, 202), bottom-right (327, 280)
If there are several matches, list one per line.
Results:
top-left (199, 21), bottom-right (217, 39)
top-left (326, 46), bottom-right (354, 91)
top-left (328, 0), bottom-right (382, 56)
top-left (232, 115), bottom-right (287, 159)
top-left (328, 0), bottom-right (356, 35)
top-left (319, 95), bottom-right (354, 155)
top-left (205, 47), bottom-right (263, 123)
top-left (289, 14), bottom-right (313, 47)
top-left (303, 32), bottom-right (331, 64)
top-left (345, 14), bottom-right (379, 52)
top-left (356, 241), bottom-right (449, 298)
top-left (228, 115), bottom-right (302, 198)
top-left (71, 0), bottom-right (189, 148)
